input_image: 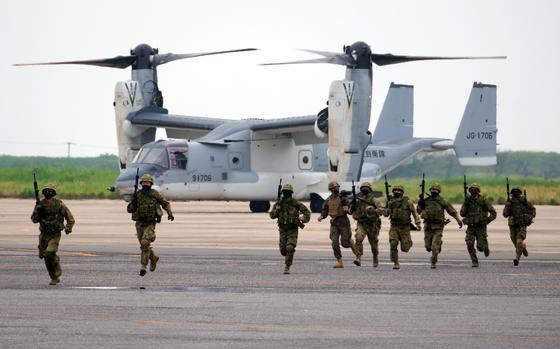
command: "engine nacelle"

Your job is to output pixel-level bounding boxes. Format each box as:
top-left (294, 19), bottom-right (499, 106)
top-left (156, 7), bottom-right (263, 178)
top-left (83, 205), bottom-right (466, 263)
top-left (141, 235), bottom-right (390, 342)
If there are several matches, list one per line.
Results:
top-left (313, 107), bottom-right (328, 138)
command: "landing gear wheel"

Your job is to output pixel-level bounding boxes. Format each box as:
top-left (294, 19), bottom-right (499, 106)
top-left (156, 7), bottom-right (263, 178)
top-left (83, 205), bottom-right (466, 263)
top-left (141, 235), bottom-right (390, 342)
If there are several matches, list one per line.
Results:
top-left (310, 193), bottom-right (325, 213)
top-left (249, 200), bottom-right (271, 213)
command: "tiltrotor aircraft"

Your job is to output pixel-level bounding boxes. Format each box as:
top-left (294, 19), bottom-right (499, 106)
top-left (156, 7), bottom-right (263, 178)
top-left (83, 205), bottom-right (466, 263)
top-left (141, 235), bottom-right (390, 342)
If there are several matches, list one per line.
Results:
top-left (16, 42), bottom-right (505, 212)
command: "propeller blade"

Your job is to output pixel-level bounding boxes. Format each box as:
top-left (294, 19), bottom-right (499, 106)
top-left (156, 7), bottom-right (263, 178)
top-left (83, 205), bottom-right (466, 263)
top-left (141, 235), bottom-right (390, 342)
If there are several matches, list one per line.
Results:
top-left (261, 56), bottom-right (350, 66)
top-left (371, 53), bottom-right (507, 66)
top-left (153, 48), bottom-right (258, 66)
top-left (14, 55), bottom-right (136, 69)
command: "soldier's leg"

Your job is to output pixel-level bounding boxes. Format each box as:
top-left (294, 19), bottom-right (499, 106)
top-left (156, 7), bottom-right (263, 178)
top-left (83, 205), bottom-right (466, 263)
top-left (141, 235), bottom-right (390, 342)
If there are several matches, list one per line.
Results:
top-left (475, 227), bottom-right (489, 257)
top-left (279, 229), bottom-right (288, 257)
top-left (431, 230), bottom-right (443, 266)
top-left (330, 225), bottom-right (342, 260)
top-left (389, 227), bottom-right (399, 265)
top-left (340, 220), bottom-right (357, 256)
top-left (399, 228), bottom-right (413, 253)
top-left (370, 224), bottom-right (380, 267)
top-left (465, 228), bottom-right (478, 266)
top-left (46, 236), bottom-right (61, 283)
top-left (38, 232), bottom-right (47, 259)
top-left (424, 229), bottom-right (433, 252)
top-left (284, 228), bottom-right (298, 268)
top-left (354, 223), bottom-right (366, 258)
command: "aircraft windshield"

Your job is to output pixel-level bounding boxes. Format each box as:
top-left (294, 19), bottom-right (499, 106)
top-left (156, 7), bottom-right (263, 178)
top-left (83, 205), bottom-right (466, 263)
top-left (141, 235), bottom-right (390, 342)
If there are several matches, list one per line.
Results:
top-left (133, 147), bottom-right (169, 168)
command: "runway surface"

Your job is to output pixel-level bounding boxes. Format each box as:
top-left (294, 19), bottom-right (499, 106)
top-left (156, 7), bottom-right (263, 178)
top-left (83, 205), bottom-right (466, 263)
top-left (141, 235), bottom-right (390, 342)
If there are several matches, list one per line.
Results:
top-left (1, 199), bottom-right (559, 348)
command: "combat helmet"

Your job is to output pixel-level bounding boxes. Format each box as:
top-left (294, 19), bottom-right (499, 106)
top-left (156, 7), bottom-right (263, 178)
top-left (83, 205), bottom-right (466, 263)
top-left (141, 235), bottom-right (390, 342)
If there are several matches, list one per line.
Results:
top-left (392, 184), bottom-right (404, 193)
top-left (42, 183), bottom-right (57, 195)
top-left (360, 181), bottom-right (373, 190)
top-left (429, 183), bottom-right (442, 193)
top-left (510, 186), bottom-right (522, 195)
top-left (140, 174), bottom-right (154, 184)
top-left (469, 183), bottom-right (481, 191)
top-left (281, 183), bottom-right (294, 192)
top-left (328, 181), bottom-right (340, 190)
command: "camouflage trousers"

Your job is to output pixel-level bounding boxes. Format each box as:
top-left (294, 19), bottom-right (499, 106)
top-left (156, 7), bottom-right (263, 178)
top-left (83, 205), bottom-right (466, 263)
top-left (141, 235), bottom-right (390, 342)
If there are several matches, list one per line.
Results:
top-left (388, 225), bottom-right (413, 263)
top-left (330, 216), bottom-right (356, 259)
top-left (424, 223), bottom-right (444, 264)
top-left (278, 224), bottom-right (298, 267)
top-left (38, 231), bottom-right (62, 281)
top-left (509, 225), bottom-right (528, 260)
top-left (354, 221), bottom-right (380, 257)
top-left (465, 225), bottom-right (488, 263)
top-left (136, 221), bottom-right (157, 269)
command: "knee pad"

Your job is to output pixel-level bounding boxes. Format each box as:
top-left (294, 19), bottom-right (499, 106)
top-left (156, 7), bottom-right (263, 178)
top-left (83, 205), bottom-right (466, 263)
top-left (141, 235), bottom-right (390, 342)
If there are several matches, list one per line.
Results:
top-left (390, 240), bottom-right (398, 250)
top-left (286, 244), bottom-right (295, 253)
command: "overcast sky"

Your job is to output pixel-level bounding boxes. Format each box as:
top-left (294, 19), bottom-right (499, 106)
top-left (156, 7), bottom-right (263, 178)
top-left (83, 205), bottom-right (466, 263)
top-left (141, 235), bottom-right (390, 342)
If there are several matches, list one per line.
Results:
top-left (1, 0), bottom-right (558, 157)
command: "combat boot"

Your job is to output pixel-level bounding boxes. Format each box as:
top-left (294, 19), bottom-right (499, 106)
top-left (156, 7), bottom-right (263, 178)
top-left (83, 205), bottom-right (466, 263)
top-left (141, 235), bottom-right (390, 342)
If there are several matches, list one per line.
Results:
top-left (149, 255), bottom-right (159, 272)
top-left (393, 261), bottom-right (400, 270)
top-left (373, 255), bottom-right (379, 268)
top-left (472, 261), bottom-right (479, 268)
top-left (283, 265), bottom-right (290, 274)
top-left (513, 259), bottom-right (519, 266)
top-left (522, 247), bottom-right (528, 257)
top-left (353, 256), bottom-right (361, 267)
top-left (484, 246), bottom-right (490, 257)
top-left (333, 259), bottom-right (344, 268)
top-left (139, 268), bottom-right (147, 277)
top-left (49, 278), bottom-right (60, 285)
top-left (431, 263), bottom-right (436, 269)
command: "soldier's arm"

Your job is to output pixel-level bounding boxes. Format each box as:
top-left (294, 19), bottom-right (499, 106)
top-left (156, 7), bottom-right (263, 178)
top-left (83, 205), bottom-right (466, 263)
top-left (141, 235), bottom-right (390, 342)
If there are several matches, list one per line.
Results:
top-left (341, 196), bottom-right (349, 213)
top-left (487, 201), bottom-right (497, 223)
top-left (269, 203), bottom-right (279, 219)
top-left (459, 202), bottom-right (467, 217)
top-left (30, 204), bottom-right (41, 223)
top-left (60, 202), bottom-right (75, 232)
top-left (527, 201), bottom-right (536, 218)
top-left (444, 200), bottom-right (463, 225)
top-left (319, 199), bottom-right (329, 221)
top-left (409, 202), bottom-right (421, 225)
top-left (299, 203), bottom-right (311, 223)
top-left (503, 201), bottom-right (511, 218)
top-left (126, 201), bottom-right (136, 213)
top-left (373, 198), bottom-right (384, 215)
top-left (154, 191), bottom-right (173, 216)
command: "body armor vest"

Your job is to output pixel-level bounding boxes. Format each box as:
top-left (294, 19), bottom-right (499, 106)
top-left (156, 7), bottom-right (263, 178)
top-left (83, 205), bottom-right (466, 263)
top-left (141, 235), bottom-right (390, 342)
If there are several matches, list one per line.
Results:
top-left (422, 197), bottom-right (445, 224)
top-left (40, 199), bottom-right (65, 233)
top-left (389, 197), bottom-right (412, 225)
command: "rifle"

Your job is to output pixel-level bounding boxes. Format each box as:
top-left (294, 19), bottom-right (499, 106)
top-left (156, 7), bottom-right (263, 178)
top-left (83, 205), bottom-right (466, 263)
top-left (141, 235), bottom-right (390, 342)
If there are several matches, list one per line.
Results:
top-left (277, 178), bottom-right (283, 204)
top-left (384, 175), bottom-right (391, 208)
top-left (133, 168), bottom-right (140, 203)
top-left (350, 180), bottom-right (357, 212)
top-left (33, 173), bottom-right (40, 205)
top-left (463, 175), bottom-right (468, 200)
top-left (506, 177), bottom-right (510, 202)
top-left (418, 173), bottom-right (426, 209)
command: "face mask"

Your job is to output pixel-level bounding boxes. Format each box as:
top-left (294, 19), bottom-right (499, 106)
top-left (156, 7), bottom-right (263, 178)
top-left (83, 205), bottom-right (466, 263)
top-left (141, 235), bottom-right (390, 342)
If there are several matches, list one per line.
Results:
top-left (512, 191), bottom-right (521, 198)
top-left (142, 185), bottom-right (151, 192)
top-left (393, 191), bottom-right (403, 198)
top-left (430, 191), bottom-right (439, 198)
top-left (282, 191), bottom-right (292, 198)
top-left (360, 188), bottom-right (370, 195)
top-left (469, 188), bottom-right (479, 197)
top-left (43, 190), bottom-right (55, 199)
top-left (331, 189), bottom-right (339, 195)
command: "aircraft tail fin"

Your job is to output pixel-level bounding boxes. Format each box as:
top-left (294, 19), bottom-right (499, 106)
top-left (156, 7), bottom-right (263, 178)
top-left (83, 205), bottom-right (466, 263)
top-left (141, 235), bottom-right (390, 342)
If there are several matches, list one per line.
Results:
top-left (372, 82), bottom-right (413, 143)
top-left (453, 82), bottom-right (497, 166)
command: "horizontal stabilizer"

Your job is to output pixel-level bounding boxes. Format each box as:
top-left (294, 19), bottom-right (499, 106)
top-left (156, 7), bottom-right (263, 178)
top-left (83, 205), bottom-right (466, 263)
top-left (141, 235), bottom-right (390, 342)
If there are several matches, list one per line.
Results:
top-left (453, 82), bottom-right (497, 166)
top-left (372, 83), bottom-right (413, 143)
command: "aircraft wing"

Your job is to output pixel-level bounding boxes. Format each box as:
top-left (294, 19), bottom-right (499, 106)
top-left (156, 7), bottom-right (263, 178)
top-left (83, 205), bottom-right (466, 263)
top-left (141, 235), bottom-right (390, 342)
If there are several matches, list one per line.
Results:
top-left (128, 106), bottom-right (230, 139)
top-left (250, 115), bottom-right (321, 145)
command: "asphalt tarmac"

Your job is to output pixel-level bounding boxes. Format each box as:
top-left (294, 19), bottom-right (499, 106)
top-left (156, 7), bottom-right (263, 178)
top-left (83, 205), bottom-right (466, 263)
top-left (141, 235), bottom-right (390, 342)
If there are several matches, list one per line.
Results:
top-left (1, 199), bottom-right (559, 348)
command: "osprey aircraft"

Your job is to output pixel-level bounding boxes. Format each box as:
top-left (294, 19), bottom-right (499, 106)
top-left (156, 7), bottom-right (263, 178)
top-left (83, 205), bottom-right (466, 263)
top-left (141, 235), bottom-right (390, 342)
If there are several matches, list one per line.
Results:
top-left (16, 42), bottom-right (505, 212)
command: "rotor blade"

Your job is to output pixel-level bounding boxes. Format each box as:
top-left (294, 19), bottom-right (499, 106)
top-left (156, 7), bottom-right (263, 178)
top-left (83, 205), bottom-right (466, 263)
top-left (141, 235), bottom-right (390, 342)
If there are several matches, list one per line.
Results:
top-left (261, 56), bottom-right (350, 66)
top-left (371, 53), bottom-right (507, 66)
top-left (153, 48), bottom-right (258, 66)
top-left (13, 55), bottom-right (136, 69)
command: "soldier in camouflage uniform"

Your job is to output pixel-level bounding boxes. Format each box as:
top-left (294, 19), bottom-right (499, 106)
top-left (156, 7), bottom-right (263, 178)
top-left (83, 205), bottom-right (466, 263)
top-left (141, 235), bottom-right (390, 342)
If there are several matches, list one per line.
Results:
top-left (269, 183), bottom-right (311, 274)
top-left (349, 182), bottom-right (384, 267)
top-left (417, 183), bottom-right (463, 269)
top-left (30, 184), bottom-right (75, 285)
top-left (127, 174), bottom-right (174, 276)
top-left (503, 187), bottom-right (536, 266)
top-left (460, 183), bottom-right (496, 267)
top-left (318, 181), bottom-right (357, 268)
top-left (383, 185), bottom-right (421, 269)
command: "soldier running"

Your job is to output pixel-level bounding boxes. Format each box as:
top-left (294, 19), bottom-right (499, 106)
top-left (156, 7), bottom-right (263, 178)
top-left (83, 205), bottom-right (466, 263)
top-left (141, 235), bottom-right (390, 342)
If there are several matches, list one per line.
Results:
top-left (318, 181), bottom-right (358, 268)
top-left (31, 183), bottom-right (75, 285)
top-left (417, 183), bottom-right (463, 269)
top-left (126, 174), bottom-right (174, 276)
top-left (383, 184), bottom-right (421, 269)
top-left (349, 182), bottom-right (384, 267)
top-left (269, 183), bottom-right (311, 274)
top-left (503, 187), bottom-right (536, 266)
top-left (460, 183), bottom-right (496, 267)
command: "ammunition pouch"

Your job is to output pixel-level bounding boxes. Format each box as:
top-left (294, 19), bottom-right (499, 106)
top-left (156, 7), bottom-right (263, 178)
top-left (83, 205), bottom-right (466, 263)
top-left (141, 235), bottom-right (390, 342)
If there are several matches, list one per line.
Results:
top-left (511, 214), bottom-right (533, 227)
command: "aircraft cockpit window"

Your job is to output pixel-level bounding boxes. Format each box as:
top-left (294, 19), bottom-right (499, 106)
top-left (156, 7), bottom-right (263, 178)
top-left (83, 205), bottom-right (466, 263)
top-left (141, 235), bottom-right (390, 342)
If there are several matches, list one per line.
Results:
top-left (168, 147), bottom-right (188, 170)
top-left (142, 148), bottom-right (169, 168)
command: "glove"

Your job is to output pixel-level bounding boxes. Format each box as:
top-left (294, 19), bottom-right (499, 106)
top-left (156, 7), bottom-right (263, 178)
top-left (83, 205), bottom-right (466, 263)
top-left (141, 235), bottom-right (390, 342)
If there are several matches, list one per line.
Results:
top-left (457, 220), bottom-right (463, 228)
top-left (416, 223), bottom-right (422, 231)
top-left (168, 214), bottom-right (174, 221)
top-left (64, 228), bottom-right (72, 235)
top-left (35, 203), bottom-right (45, 217)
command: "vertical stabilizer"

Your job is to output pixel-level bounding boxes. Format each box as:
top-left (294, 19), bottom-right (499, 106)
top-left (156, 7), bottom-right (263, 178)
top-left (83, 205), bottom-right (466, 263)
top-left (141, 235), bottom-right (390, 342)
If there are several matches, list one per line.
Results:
top-left (372, 83), bottom-right (413, 143)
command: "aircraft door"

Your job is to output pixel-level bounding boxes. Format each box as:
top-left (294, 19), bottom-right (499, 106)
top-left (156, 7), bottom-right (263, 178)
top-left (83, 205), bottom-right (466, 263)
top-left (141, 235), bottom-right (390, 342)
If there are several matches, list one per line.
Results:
top-left (298, 150), bottom-right (313, 170)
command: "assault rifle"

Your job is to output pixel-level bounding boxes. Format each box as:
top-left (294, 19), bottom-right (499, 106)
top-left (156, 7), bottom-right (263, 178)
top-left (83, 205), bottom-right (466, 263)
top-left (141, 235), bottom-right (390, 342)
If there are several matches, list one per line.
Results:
top-left (277, 178), bottom-right (283, 204)
top-left (418, 173), bottom-right (426, 210)
top-left (384, 175), bottom-right (391, 208)
top-left (350, 180), bottom-right (357, 212)
top-left (463, 175), bottom-right (468, 200)
top-left (506, 177), bottom-right (510, 202)
top-left (133, 168), bottom-right (140, 203)
top-left (33, 173), bottom-right (40, 205)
